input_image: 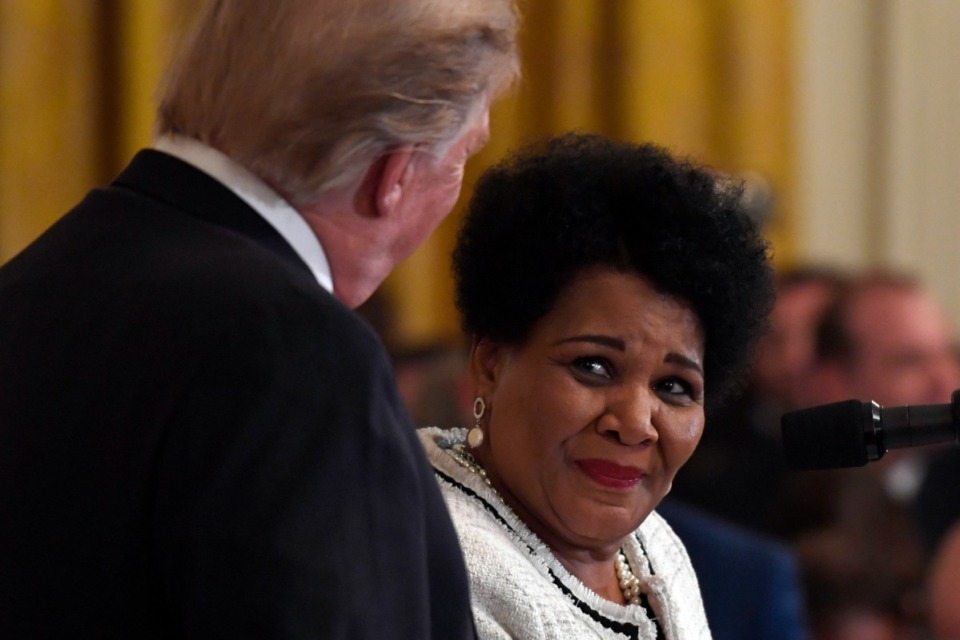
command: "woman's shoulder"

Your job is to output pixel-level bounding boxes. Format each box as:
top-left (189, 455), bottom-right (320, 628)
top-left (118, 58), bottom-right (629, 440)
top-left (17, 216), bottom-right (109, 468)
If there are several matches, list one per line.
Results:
top-left (631, 510), bottom-right (712, 640)
top-left (417, 428), bottom-right (532, 557)
top-left (417, 430), bottom-right (552, 637)
top-left (638, 508), bottom-right (693, 563)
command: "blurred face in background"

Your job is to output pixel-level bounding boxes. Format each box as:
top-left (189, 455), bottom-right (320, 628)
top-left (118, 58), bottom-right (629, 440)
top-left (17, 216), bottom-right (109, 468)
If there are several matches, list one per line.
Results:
top-left (753, 279), bottom-right (838, 409)
top-left (831, 286), bottom-right (960, 406)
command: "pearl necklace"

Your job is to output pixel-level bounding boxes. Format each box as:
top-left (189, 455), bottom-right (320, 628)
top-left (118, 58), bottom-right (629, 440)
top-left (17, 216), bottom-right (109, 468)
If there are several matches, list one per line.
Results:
top-left (447, 443), bottom-right (644, 606)
top-left (616, 551), bottom-right (642, 605)
top-left (449, 444), bottom-right (498, 496)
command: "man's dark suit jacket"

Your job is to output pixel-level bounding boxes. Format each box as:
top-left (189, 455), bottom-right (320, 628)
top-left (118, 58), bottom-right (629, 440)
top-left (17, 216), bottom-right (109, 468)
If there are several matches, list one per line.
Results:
top-left (0, 150), bottom-right (474, 638)
top-left (658, 499), bottom-right (810, 640)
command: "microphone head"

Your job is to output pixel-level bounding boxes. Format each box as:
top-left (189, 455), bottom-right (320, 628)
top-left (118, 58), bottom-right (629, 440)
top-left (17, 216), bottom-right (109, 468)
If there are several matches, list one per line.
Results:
top-left (781, 400), bottom-right (873, 469)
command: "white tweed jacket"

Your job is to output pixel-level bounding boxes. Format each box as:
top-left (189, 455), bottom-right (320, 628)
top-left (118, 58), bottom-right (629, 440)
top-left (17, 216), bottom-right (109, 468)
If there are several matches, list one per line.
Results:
top-left (419, 427), bottom-right (713, 640)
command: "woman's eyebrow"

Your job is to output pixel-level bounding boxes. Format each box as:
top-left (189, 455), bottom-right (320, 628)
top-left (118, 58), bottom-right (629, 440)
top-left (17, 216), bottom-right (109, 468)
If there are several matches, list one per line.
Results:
top-left (666, 353), bottom-right (704, 377)
top-left (554, 335), bottom-right (704, 376)
top-left (553, 335), bottom-right (625, 351)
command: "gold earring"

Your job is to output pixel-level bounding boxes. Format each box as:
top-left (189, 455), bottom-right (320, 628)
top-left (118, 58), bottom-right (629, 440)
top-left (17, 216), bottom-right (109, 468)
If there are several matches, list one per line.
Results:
top-left (467, 397), bottom-right (485, 448)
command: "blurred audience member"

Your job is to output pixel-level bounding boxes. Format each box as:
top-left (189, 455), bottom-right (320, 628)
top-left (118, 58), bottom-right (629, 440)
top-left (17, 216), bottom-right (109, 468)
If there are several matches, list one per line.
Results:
top-left (810, 270), bottom-right (959, 410)
top-left (658, 499), bottom-right (811, 640)
top-left (799, 269), bottom-right (960, 538)
top-left (787, 469), bottom-right (927, 640)
top-left (802, 270), bottom-right (960, 560)
top-left (785, 269), bottom-right (959, 519)
top-left (754, 267), bottom-right (851, 411)
top-left (777, 269), bottom-right (960, 640)
top-left (795, 525), bottom-right (923, 640)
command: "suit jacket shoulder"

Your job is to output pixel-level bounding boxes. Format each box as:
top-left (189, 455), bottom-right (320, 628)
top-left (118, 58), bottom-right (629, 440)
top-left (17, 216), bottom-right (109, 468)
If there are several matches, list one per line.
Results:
top-left (0, 150), bottom-right (474, 639)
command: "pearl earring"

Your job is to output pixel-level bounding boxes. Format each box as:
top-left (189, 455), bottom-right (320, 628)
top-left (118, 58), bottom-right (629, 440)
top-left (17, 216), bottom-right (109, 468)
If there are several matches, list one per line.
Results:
top-left (467, 397), bottom-right (485, 448)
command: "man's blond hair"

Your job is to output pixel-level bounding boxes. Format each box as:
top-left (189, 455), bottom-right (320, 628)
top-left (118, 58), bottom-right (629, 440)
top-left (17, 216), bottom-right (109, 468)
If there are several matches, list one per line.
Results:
top-left (157, 0), bottom-right (520, 202)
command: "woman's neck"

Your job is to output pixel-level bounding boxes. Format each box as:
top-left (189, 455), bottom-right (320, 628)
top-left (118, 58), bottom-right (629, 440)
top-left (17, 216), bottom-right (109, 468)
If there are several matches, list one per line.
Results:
top-left (552, 547), bottom-right (628, 605)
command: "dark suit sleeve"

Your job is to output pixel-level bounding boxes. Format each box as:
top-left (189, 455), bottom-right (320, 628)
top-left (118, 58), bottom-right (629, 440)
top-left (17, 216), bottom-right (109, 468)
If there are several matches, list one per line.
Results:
top-left (148, 278), bottom-right (472, 638)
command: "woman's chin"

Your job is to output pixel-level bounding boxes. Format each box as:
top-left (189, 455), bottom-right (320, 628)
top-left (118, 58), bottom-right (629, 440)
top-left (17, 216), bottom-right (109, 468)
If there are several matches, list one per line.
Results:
top-left (556, 501), bottom-right (649, 548)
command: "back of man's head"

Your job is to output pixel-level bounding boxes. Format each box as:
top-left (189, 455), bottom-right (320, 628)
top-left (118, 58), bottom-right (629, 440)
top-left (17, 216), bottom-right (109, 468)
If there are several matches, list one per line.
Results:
top-left (157, 0), bottom-right (520, 204)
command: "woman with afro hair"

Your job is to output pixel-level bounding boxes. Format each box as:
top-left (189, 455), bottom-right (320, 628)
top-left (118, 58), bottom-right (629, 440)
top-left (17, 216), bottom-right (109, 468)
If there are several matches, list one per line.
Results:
top-left (419, 133), bottom-right (775, 639)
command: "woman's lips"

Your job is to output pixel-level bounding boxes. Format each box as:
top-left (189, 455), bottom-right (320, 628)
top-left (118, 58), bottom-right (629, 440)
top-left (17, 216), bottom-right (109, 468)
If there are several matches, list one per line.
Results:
top-left (576, 459), bottom-right (646, 489)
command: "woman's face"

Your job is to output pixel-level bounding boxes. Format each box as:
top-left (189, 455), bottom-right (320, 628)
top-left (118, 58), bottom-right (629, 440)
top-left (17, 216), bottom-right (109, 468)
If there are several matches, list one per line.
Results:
top-left (473, 266), bottom-right (705, 557)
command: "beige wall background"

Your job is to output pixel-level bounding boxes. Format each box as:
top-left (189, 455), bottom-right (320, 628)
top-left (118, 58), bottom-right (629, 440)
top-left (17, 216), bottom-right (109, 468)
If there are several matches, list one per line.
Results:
top-left (795, 0), bottom-right (960, 331)
top-left (4, 0), bottom-right (897, 352)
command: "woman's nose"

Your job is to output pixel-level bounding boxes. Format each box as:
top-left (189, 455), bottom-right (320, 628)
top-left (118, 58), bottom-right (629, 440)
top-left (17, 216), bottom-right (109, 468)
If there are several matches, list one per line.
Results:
top-left (596, 389), bottom-right (658, 446)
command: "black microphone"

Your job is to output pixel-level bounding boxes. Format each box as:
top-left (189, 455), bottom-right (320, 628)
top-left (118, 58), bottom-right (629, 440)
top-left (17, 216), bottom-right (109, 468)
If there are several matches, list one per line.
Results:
top-left (781, 389), bottom-right (960, 469)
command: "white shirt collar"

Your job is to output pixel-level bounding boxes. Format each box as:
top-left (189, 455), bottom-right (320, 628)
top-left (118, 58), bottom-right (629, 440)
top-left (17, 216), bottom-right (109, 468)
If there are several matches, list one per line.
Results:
top-left (152, 134), bottom-right (334, 293)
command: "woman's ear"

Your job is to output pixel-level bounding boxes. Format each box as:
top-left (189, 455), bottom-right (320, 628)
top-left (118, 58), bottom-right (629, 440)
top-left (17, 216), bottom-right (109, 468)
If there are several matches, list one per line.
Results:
top-left (470, 337), bottom-right (504, 397)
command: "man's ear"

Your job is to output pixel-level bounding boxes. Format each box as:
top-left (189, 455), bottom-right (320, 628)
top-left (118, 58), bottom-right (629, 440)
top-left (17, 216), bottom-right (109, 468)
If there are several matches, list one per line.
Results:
top-left (377, 149), bottom-right (418, 216)
top-left (470, 337), bottom-right (505, 398)
top-left (353, 149), bottom-right (417, 219)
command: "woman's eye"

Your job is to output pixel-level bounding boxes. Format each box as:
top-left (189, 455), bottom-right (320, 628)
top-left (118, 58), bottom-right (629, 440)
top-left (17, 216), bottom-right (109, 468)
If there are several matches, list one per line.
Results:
top-left (571, 357), bottom-right (612, 380)
top-left (654, 377), bottom-right (696, 400)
